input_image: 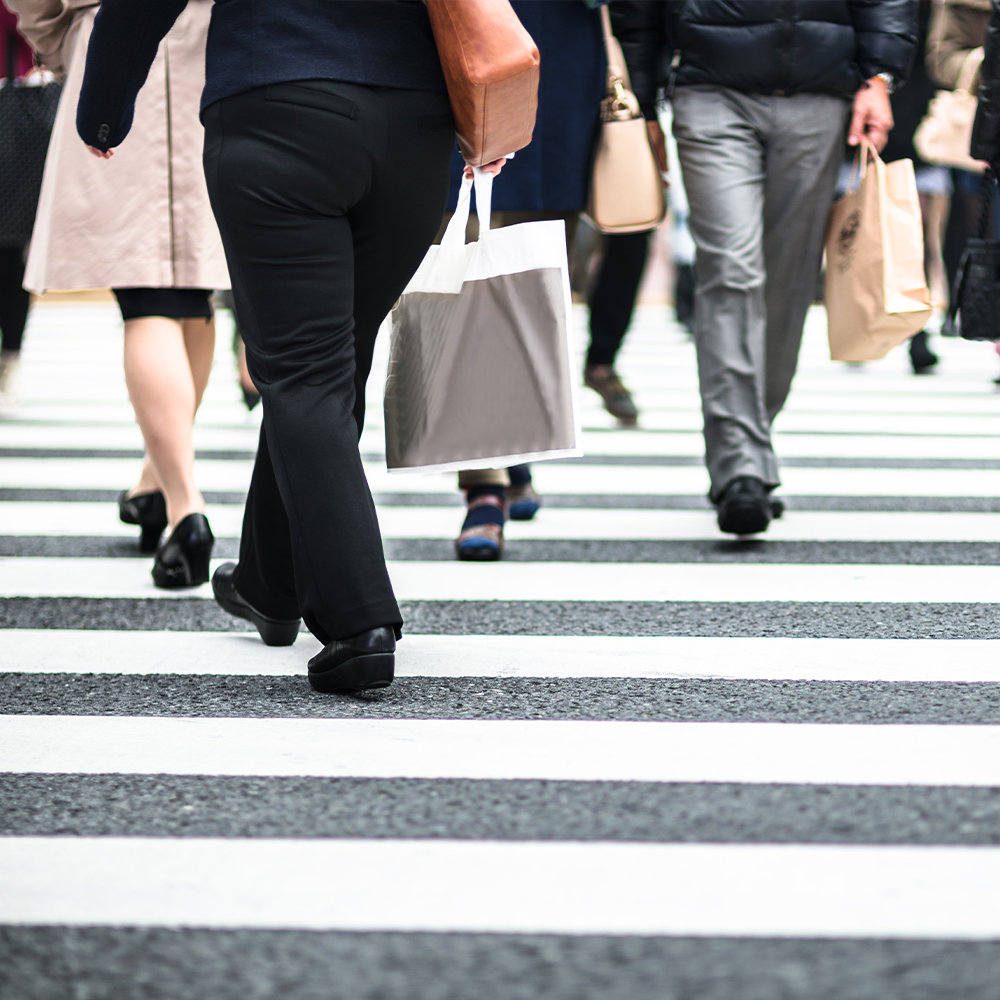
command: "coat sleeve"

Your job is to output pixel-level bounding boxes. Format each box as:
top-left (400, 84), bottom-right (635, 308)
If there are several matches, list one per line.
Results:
top-left (971, 1), bottom-right (1000, 161)
top-left (6, 0), bottom-right (91, 81)
top-left (847, 0), bottom-right (918, 84)
top-left (926, 0), bottom-right (991, 89)
top-left (609, 0), bottom-right (668, 121)
top-left (75, 0), bottom-right (188, 151)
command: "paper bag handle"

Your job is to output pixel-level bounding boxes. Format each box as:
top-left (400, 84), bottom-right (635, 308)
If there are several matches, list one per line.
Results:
top-left (844, 137), bottom-right (881, 192)
top-left (441, 167), bottom-right (494, 248)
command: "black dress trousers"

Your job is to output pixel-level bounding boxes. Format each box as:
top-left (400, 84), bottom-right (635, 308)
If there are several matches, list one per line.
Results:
top-left (203, 80), bottom-right (454, 644)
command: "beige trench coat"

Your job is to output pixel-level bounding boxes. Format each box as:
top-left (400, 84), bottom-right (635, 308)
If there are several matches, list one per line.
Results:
top-left (11, 0), bottom-right (228, 292)
top-left (926, 0), bottom-right (992, 90)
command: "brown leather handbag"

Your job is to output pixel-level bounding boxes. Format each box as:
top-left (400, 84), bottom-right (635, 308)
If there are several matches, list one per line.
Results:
top-left (425, 0), bottom-right (540, 167)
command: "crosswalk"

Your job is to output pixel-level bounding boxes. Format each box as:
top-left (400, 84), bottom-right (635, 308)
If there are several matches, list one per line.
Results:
top-left (2, 300), bottom-right (1000, 998)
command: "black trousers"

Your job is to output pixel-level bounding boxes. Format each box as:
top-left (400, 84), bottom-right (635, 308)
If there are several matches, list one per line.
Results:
top-left (0, 246), bottom-right (30, 353)
top-left (585, 231), bottom-right (650, 368)
top-left (203, 81), bottom-right (454, 643)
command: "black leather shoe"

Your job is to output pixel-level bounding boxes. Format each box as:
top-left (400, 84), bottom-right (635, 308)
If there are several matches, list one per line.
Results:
top-left (212, 562), bottom-right (301, 646)
top-left (717, 476), bottom-right (772, 536)
top-left (118, 489), bottom-right (168, 553)
top-left (152, 512), bottom-right (214, 588)
top-left (308, 627), bottom-right (396, 693)
top-left (909, 329), bottom-right (939, 374)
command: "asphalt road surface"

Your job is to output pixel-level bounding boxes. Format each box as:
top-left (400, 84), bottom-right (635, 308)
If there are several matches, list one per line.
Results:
top-left (2, 301), bottom-right (1000, 999)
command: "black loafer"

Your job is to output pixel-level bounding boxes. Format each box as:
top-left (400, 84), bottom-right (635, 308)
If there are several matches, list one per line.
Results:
top-left (152, 512), bottom-right (214, 588)
top-left (308, 626), bottom-right (396, 693)
top-left (211, 561), bottom-right (301, 646)
top-left (118, 489), bottom-right (168, 553)
top-left (716, 476), bottom-right (772, 536)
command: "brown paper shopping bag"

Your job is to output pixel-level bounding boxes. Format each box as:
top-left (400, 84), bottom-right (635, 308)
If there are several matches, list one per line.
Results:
top-left (824, 143), bottom-right (932, 361)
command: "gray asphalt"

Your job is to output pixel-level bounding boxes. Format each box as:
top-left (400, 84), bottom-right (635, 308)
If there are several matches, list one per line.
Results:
top-left (7, 447), bottom-right (1000, 469)
top-left (5, 674), bottom-right (999, 723)
top-left (4, 775), bottom-right (1000, 844)
top-left (3, 928), bottom-right (999, 1000)
top-left (3, 597), bottom-right (998, 636)
top-left (5, 535), bottom-right (1000, 565)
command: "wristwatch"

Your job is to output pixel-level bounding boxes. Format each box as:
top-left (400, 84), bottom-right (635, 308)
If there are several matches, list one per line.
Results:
top-left (874, 71), bottom-right (895, 94)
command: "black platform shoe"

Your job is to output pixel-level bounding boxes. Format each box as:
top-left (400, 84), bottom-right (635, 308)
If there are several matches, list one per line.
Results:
top-left (152, 512), bottom-right (214, 588)
top-left (118, 490), bottom-right (168, 553)
top-left (211, 562), bottom-right (301, 646)
top-left (308, 627), bottom-right (396, 693)
top-left (716, 476), bottom-right (772, 536)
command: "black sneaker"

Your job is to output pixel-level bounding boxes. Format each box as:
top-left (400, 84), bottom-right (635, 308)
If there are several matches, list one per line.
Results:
top-left (716, 477), bottom-right (772, 536)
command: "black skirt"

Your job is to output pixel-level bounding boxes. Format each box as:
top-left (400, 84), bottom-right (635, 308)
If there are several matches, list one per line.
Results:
top-left (112, 287), bottom-right (214, 322)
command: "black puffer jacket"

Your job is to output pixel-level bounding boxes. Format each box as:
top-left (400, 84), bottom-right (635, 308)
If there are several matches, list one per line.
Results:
top-left (971, 1), bottom-right (1000, 164)
top-left (610, 1), bottom-right (917, 119)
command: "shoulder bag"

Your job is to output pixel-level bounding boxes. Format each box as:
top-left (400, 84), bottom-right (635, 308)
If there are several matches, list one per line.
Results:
top-left (0, 43), bottom-right (60, 248)
top-left (585, 5), bottom-right (666, 234)
top-left (425, 0), bottom-right (539, 167)
top-left (943, 167), bottom-right (1000, 341)
top-left (914, 47), bottom-right (988, 173)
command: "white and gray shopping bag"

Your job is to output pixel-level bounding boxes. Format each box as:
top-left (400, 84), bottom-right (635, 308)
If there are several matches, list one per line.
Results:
top-left (384, 168), bottom-right (582, 473)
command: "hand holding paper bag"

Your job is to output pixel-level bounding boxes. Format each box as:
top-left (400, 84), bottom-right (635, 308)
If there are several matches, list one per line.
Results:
top-left (824, 142), bottom-right (932, 362)
top-left (384, 169), bottom-right (582, 473)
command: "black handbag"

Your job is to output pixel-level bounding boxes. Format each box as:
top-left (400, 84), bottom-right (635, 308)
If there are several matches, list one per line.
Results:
top-left (0, 37), bottom-right (61, 249)
top-left (943, 167), bottom-right (1000, 341)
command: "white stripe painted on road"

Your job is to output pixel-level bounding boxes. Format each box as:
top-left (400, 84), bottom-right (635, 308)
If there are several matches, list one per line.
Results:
top-left (4, 459), bottom-right (1000, 497)
top-left (5, 715), bottom-right (1000, 786)
top-left (4, 837), bottom-right (1000, 939)
top-left (2, 631), bottom-right (998, 683)
top-left (2, 557), bottom-right (997, 602)
top-left (6, 503), bottom-right (1000, 544)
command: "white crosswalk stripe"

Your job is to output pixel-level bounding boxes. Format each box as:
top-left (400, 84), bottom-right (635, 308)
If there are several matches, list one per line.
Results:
top-left (2, 301), bottom-right (1000, 997)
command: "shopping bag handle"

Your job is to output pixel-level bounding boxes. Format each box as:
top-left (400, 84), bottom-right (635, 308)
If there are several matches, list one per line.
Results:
top-left (844, 137), bottom-right (880, 193)
top-left (441, 167), bottom-right (494, 248)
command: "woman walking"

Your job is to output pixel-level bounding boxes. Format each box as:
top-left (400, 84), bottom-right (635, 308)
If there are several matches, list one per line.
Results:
top-left (10, 0), bottom-right (227, 584)
top-left (75, 0), bottom-right (504, 692)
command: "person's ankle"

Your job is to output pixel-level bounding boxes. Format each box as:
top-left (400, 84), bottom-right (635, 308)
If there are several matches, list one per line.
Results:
top-left (167, 497), bottom-right (206, 530)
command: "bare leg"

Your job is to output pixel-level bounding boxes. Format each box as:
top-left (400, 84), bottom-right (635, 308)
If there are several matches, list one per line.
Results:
top-left (123, 315), bottom-right (215, 528)
top-left (235, 335), bottom-right (256, 395)
top-left (183, 316), bottom-right (216, 409)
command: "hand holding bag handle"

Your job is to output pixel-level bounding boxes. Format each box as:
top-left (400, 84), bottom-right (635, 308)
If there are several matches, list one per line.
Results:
top-left (441, 168), bottom-right (494, 249)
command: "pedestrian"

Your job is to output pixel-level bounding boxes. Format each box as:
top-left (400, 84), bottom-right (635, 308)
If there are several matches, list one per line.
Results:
top-left (10, 0), bottom-right (228, 584)
top-left (927, 0), bottom-right (1000, 380)
top-left (883, 0), bottom-right (951, 375)
top-left (448, 0), bottom-right (606, 561)
top-left (612, 1), bottom-right (917, 535)
top-left (74, 0), bottom-right (506, 691)
top-left (0, 3), bottom-right (46, 410)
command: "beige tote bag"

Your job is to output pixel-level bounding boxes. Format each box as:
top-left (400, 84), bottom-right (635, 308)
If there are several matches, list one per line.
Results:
top-left (384, 169), bottom-right (582, 473)
top-left (914, 47), bottom-right (987, 174)
top-left (825, 143), bottom-right (932, 362)
top-left (585, 6), bottom-right (666, 234)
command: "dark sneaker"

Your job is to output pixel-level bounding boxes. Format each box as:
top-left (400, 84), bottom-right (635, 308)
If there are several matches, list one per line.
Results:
top-left (584, 365), bottom-right (638, 425)
top-left (716, 477), bottom-right (772, 536)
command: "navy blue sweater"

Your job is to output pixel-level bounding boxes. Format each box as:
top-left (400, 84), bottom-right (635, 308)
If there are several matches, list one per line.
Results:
top-left (78, 0), bottom-right (446, 151)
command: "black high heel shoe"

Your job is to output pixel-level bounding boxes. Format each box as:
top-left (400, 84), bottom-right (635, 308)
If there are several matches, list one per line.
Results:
top-left (152, 513), bottom-right (214, 589)
top-left (118, 490), bottom-right (168, 553)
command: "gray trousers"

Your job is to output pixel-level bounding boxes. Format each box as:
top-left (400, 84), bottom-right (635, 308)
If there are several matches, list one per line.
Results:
top-left (672, 86), bottom-right (850, 500)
